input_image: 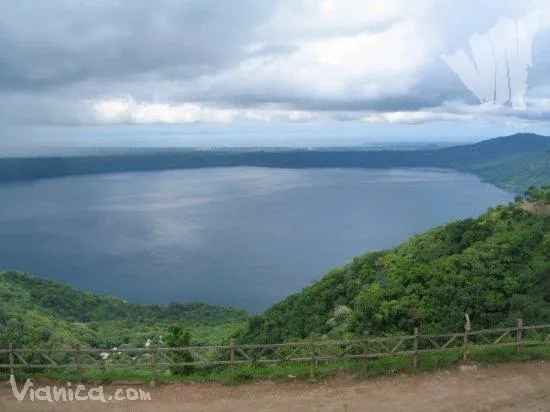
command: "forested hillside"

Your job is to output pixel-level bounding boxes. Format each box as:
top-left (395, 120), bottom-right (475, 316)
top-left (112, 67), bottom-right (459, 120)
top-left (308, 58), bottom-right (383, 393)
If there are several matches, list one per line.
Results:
top-left (0, 272), bottom-right (248, 349)
top-left (465, 150), bottom-right (550, 191)
top-left (240, 187), bottom-right (550, 343)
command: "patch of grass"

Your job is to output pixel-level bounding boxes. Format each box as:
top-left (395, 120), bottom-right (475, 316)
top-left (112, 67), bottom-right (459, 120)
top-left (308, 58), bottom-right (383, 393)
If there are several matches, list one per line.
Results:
top-left (469, 344), bottom-right (550, 364)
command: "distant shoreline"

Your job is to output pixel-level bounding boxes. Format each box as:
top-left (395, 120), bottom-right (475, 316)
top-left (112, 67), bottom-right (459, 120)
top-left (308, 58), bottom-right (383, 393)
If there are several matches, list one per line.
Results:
top-left (0, 133), bottom-right (549, 191)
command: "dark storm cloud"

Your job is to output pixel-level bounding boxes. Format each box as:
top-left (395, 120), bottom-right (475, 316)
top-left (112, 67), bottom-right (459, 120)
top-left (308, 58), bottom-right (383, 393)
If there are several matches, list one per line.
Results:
top-left (0, 0), bottom-right (278, 91)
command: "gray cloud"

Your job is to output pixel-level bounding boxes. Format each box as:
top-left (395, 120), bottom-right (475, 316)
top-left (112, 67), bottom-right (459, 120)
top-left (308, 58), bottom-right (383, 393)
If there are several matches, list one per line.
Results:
top-left (0, 0), bottom-right (277, 92)
top-left (0, 0), bottom-right (549, 134)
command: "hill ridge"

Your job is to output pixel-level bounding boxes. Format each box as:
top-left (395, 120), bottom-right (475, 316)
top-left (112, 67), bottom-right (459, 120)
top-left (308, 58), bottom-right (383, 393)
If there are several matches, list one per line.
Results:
top-left (1, 133), bottom-right (549, 191)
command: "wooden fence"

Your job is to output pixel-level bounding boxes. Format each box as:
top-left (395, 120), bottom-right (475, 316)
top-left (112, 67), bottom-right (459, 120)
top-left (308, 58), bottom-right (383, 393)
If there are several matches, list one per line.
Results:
top-left (1, 319), bottom-right (550, 386)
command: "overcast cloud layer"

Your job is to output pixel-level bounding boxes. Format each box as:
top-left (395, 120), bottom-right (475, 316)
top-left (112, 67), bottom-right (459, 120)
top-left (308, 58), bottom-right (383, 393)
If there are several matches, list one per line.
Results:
top-left (1, 0), bottom-right (550, 149)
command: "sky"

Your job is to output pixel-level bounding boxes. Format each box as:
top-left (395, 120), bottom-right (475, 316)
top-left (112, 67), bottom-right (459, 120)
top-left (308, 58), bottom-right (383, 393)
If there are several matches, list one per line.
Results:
top-left (2, 0), bottom-right (550, 153)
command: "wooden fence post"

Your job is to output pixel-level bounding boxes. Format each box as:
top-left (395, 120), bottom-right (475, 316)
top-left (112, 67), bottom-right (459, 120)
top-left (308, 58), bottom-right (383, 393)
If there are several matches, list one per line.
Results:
top-left (413, 327), bottom-right (419, 369)
top-left (516, 318), bottom-right (523, 354)
top-left (462, 329), bottom-right (469, 362)
top-left (462, 332), bottom-right (469, 361)
top-left (363, 332), bottom-right (369, 375)
top-left (309, 339), bottom-right (316, 381)
top-left (75, 344), bottom-right (83, 382)
top-left (463, 318), bottom-right (470, 362)
top-left (149, 343), bottom-right (157, 387)
top-left (229, 338), bottom-right (236, 380)
top-left (9, 343), bottom-right (15, 378)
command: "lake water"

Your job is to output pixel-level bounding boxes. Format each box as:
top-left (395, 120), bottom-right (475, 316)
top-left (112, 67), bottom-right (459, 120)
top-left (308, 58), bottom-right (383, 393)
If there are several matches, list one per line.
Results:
top-left (0, 167), bottom-right (513, 312)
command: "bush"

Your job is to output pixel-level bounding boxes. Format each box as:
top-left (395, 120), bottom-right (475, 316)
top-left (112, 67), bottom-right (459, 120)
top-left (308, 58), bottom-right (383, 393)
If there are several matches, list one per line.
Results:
top-left (166, 324), bottom-right (195, 376)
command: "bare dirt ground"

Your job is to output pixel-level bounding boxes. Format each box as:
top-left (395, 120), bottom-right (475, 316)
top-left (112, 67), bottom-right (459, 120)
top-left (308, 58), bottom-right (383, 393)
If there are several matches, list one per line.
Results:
top-left (521, 202), bottom-right (550, 216)
top-left (2, 361), bottom-right (550, 412)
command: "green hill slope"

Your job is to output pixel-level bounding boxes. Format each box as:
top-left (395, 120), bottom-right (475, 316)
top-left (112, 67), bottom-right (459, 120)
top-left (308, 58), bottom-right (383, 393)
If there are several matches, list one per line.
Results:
top-left (464, 150), bottom-right (550, 191)
top-left (0, 272), bottom-right (248, 349)
top-left (240, 189), bottom-right (550, 343)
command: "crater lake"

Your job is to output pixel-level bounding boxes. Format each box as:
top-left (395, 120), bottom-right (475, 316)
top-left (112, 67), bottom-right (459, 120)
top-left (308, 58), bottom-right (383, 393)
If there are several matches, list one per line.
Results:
top-left (0, 167), bottom-right (513, 312)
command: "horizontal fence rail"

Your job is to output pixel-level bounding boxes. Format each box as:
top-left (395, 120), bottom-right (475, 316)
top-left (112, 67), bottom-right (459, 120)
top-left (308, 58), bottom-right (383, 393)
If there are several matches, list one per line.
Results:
top-left (1, 319), bottom-right (549, 385)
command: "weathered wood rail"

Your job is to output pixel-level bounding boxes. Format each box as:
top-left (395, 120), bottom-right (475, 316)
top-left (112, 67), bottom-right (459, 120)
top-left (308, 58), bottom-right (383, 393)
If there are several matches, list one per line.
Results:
top-left (1, 319), bottom-right (549, 385)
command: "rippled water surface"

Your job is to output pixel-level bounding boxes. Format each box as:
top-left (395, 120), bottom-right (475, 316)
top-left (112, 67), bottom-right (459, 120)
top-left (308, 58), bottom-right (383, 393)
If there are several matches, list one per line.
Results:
top-left (0, 167), bottom-right (513, 311)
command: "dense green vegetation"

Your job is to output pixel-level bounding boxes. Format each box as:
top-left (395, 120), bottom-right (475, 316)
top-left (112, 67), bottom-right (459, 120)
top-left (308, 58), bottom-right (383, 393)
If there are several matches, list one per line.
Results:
top-left (0, 271), bottom-right (248, 349)
top-left (466, 150), bottom-right (550, 191)
top-left (166, 324), bottom-right (195, 375)
top-left (1, 133), bottom-right (549, 191)
top-left (239, 187), bottom-right (550, 343)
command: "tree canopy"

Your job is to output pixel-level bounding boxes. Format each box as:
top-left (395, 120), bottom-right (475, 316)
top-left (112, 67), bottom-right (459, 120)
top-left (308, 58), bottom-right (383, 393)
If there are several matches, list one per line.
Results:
top-left (239, 189), bottom-right (550, 343)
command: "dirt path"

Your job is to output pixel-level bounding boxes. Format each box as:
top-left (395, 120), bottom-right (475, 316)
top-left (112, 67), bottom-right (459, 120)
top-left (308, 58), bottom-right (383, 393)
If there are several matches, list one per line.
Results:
top-left (2, 361), bottom-right (550, 411)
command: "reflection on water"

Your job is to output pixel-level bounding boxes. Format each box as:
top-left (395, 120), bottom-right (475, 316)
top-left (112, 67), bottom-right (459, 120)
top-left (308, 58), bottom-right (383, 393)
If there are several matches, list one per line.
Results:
top-left (0, 167), bottom-right (512, 312)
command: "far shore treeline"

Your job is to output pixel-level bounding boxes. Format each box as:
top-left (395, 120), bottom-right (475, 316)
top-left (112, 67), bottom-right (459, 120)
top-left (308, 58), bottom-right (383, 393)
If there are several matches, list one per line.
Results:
top-left (1, 133), bottom-right (549, 192)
